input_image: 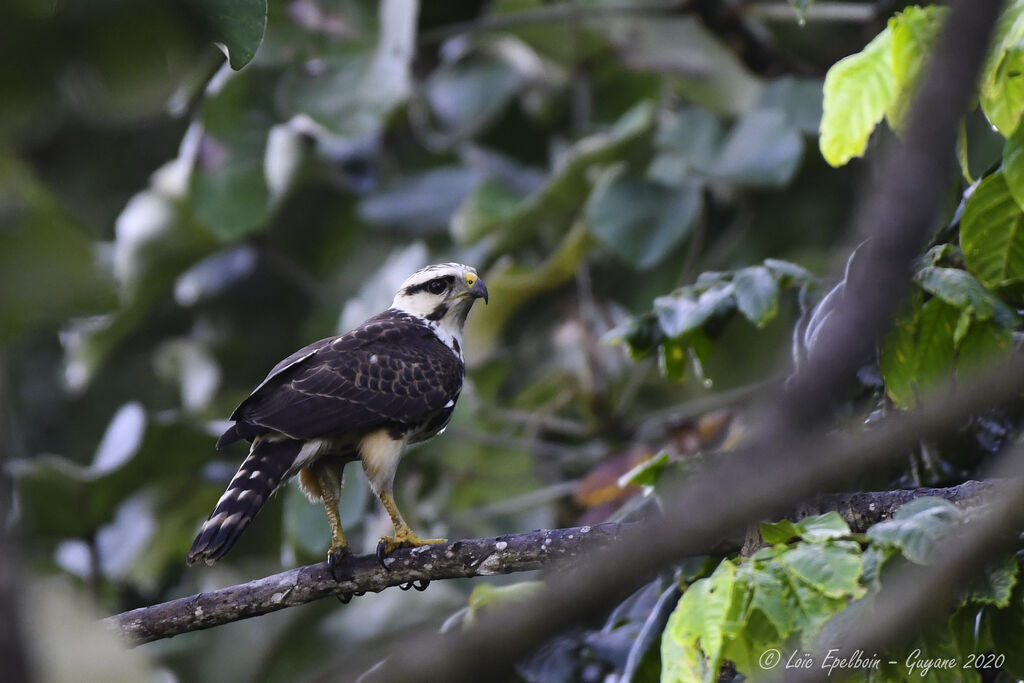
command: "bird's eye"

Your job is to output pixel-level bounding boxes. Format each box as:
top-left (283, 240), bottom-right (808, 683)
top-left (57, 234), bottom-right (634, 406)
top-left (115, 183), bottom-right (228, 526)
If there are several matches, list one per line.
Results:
top-left (427, 279), bottom-right (446, 295)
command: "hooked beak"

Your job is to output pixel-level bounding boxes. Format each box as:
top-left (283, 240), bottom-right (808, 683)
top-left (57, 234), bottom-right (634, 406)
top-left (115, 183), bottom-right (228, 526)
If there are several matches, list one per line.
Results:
top-left (469, 277), bottom-right (489, 304)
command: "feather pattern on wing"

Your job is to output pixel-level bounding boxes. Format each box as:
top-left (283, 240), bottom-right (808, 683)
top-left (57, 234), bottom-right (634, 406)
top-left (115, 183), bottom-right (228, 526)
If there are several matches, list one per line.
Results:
top-left (223, 310), bottom-right (464, 444)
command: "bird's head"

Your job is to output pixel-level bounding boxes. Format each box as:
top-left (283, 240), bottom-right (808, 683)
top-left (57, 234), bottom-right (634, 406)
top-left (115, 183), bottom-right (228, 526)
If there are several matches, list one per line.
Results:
top-left (392, 263), bottom-right (488, 333)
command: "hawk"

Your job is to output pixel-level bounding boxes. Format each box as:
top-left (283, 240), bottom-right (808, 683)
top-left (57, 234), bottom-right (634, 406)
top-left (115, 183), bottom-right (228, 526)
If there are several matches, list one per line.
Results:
top-left (187, 263), bottom-right (488, 574)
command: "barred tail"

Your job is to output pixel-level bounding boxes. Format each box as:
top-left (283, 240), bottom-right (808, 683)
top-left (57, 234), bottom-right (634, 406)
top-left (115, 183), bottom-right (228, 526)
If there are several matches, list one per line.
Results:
top-left (187, 436), bottom-right (301, 566)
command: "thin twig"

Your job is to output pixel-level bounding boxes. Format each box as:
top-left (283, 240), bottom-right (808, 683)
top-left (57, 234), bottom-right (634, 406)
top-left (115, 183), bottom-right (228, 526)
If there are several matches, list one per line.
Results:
top-left (742, 2), bottom-right (878, 23)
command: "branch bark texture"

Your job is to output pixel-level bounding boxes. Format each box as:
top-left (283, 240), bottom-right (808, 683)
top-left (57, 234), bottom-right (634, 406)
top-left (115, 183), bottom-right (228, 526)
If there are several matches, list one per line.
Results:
top-left (107, 480), bottom-right (996, 646)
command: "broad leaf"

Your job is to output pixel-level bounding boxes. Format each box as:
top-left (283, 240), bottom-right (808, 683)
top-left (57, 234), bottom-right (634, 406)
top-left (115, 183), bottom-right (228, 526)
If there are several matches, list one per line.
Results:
top-left (914, 266), bottom-right (1019, 328)
top-left (886, 5), bottom-right (948, 130)
top-left (980, 2), bottom-right (1024, 136)
top-left (761, 512), bottom-right (852, 545)
top-left (968, 554), bottom-right (1019, 608)
top-left (879, 297), bottom-right (958, 409)
top-left (585, 166), bottom-right (700, 269)
top-left (960, 171), bottom-right (1024, 289)
top-left (733, 266), bottom-right (780, 328)
top-left (712, 109), bottom-right (803, 187)
top-left (778, 543), bottom-right (865, 600)
top-left (820, 27), bottom-right (897, 166)
top-left (190, 0), bottom-right (268, 70)
top-left (867, 497), bottom-right (962, 565)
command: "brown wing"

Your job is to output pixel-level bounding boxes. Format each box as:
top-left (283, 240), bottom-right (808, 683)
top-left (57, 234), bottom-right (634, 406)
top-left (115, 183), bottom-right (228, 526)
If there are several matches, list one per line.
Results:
top-left (224, 311), bottom-right (464, 443)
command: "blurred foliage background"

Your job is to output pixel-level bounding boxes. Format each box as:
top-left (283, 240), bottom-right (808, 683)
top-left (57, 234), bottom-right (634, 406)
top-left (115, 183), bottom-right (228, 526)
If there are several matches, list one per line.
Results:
top-left (4, 0), bottom-right (1014, 681)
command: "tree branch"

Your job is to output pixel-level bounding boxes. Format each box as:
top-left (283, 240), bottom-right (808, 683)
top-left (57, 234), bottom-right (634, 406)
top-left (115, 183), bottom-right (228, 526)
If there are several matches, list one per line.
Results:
top-left (105, 480), bottom-right (997, 646)
top-left (105, 525), bottom-right (622, 645)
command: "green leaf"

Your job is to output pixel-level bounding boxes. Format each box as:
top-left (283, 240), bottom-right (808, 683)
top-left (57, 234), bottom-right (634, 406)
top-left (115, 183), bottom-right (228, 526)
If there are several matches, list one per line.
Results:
top-left (360, 166), bottom-right (478, 233)
top-left (915, 266), bottom-right (1019, 328)
top-left (777, 563), bottom-right (851, 643)
top-left (989, 581), bottom-right (1024, 677)
top-left (425, 54), bottom-right (523, 135)
top-left (764, 258), bottom-right (817, 286)
top-left (450, 179), bottom-right (524, 243)
top-left (668, 560), bottom-right (738, 674)
top-left (956, 316), bottom-right (1014, 377)
top-left (960, 171), bottom-right (1024, 289)
top-left (653, 282), bottom-right (734, 338)
top-left (463, 101), bottom-right (656, 249)
top-left (0, 152), bottom-right (116, 344)
top-left (860, 546), bottom-right (897, 592)
top-left (757, 76), bottom-right (825, 135)
top-left (277, 0), bottom-right (417, 137)
top-left (879, 297), bottom-right (958, 409)
top-left (12, 413), bottom-right (214, 539)
top-left (619, 451), bottom-right (671, 488)
top-left (797, 512), bottom-right (853, 542)
top-left (191, 71), bottom-right (275, 241)
top-left (747, 567), bottom-right (797, 640)
top-left (760, 519), bottom-right (801, 546)
top-left (886, 5), bottom-right (948, 130)
top-left (866, 497), bottom-right (962, 564)
top-left (598, 16), bottom-right (762, 115)
top-left (711, 109), bottom-right (804, 187)
top-left (778, 543), bottom-right (865, 600)
top-left (759, 512), bottom-right (855, 548)
top-left (979, 2), bottom-right (1024, 136)
top-left (189, 0), bottom-right (268, 70)
top-left (820, 27), bottom-right (898, 166)
top-left (661, 594), bottom-right (713, 683)
top-left (649, 107), bottom-right (723, 185)
top-left (968, 554), bottom-right (1019, 607)
top-left (585, 166), bottom-right (701, 269)
top-left (659, 336), bottom-right (690, 383)
top-left (1002, 125), bottom-right (1024, 211)
top-left (733, 265), bottom-right (780, 328)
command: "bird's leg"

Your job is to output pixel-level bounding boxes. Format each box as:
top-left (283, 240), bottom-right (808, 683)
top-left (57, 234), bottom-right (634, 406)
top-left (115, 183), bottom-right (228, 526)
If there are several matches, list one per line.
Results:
top-left (308, 464), bottom-right (350, 582)
top-left (375, 489), bottom-right (446, 566)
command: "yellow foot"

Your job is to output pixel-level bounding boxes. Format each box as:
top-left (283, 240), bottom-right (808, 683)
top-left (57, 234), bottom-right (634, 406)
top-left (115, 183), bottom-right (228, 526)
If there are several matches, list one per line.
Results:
top-left (376, 533), bottom-right (447, 568)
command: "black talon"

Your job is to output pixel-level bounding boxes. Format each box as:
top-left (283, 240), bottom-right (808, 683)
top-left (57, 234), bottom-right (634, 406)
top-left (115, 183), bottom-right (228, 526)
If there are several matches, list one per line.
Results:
top-left (413, 579), bottom-right (430, 592)
top-left (400, 581), bottom-right (413, 591)
top-left (328, 547), bottom-right (352, 583)
top-left (376, 541), bottom-right (389, 570)
top-left (337, 593), bottom-right (353, 604)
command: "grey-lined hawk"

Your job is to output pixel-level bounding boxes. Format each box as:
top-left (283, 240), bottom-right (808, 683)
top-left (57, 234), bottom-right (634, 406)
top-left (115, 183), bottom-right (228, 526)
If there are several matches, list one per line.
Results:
top-left (187, 263), bottom-right (488, 574)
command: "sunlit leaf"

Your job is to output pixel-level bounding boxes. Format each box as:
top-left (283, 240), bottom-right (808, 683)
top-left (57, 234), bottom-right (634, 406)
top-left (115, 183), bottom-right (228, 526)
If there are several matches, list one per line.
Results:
top-left (820, 27), bottom-right (897, 166)
top-left (886, 5), bottom-right (948, 130)
top-left (979, 1), bottom-right (1024, 136)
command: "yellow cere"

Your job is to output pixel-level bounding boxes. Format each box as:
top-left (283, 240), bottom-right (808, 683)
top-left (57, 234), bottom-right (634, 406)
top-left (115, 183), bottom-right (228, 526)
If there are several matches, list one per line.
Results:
top-left (465, 273), bottom-right (478, 286)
